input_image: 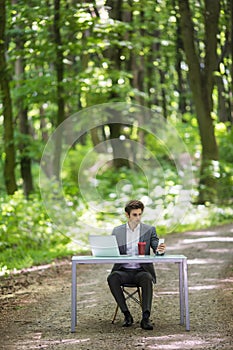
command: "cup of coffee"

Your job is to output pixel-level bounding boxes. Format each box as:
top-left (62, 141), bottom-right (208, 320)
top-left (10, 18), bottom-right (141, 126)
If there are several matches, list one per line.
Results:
top-left (138, 241), bottom-right (146, 256)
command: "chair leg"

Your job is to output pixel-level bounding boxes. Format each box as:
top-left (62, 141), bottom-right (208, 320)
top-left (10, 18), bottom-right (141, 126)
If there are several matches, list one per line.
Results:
top-left (137, 287), bottom-right (142, 308)
top-left (111, 286), bottom-right (142, 324)
top-left (112, 304), bottom-right (119, 324)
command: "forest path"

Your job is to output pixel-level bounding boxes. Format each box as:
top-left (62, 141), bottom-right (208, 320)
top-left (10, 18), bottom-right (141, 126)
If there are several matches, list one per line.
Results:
top-left (0, 224), bottom-right (233, 350)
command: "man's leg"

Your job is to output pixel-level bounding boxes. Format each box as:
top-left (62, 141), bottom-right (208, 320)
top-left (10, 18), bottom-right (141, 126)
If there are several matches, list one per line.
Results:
top-left (135, 271), bottom-right (153, 313)
top-left (107, 271), bottom-right (130, 313)
top-left (107, 270), bottom-right (134, 327)
top-left (135, 271), bottom-right (154, 330)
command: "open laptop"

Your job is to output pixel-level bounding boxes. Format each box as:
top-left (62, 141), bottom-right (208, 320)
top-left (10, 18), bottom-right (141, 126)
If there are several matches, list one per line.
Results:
top-left (89, 235), bottom-right (120, 257)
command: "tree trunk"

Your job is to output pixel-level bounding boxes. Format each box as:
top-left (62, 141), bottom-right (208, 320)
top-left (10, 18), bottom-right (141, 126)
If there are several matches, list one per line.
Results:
top-left (174, 4), bottom-right (188, 117)
top-left (0, 0), bottom-right (17, 194)
top-left (53, 0), bottom-right (65, 180)
top-left (214, 2), bottom-right (232, 125)
top-left (231, 0), bottom-right (233, 121)
top-left (216, 74), bottom-right (232, 123)
top-left (40, 106), bottom-right (49, 143)
top-left (109, 123), bottom-right (130, 168)
top-left (131, 10), bottom-right (145, 108)
top-left (18, 107), bottom-right (34, 197)
top-left (105, 0), bottom-right (130, 168)
top-left (90, 127), bottom-right (106, 153)
top-left (178, 0), bottom-right (220, 203)
top-left (14, 0), bottom-right (33, 197)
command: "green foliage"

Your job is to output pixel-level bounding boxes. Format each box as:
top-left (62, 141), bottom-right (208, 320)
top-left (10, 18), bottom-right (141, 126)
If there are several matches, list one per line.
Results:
top-left (0, 191), bottom-right (81, 275)
top-left (61, 139), bottom-right (98, 199)
top-left (95, 165), bottom-right (148, 200)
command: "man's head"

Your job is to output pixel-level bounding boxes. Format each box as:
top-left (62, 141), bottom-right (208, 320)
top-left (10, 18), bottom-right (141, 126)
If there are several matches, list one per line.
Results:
top-left (125, 200), bottom-right (144, 227)
top-left (125, 200), bottom-right (144, 215)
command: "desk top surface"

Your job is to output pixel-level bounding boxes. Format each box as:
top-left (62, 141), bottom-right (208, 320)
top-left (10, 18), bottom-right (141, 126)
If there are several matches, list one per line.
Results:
top-left (72, 254), bottom-right (187, 263)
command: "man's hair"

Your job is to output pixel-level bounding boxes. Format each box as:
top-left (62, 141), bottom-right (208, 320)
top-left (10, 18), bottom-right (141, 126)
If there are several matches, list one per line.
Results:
top-left (125, 200), bottom-right (144, 215)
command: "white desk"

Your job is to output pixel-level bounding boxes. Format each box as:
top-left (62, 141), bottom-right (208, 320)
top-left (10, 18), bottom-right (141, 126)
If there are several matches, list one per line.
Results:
top-left (71, 255), bottom-right (190, 332)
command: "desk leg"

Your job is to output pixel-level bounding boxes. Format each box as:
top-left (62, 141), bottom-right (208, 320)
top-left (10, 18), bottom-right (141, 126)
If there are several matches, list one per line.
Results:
top-left (71, 261), bottom-right (77, 332)
top-left (179, 262), bottom-right (184, 325)
top-left (183, 259), bottom-right (190, 331)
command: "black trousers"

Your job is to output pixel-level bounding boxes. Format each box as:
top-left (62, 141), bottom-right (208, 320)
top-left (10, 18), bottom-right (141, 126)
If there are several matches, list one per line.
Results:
top-left (107, 268), bottom-right (153, 315)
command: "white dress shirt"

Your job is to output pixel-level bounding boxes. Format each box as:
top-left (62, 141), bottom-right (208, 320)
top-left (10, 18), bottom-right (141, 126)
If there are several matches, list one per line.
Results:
top-left (123, 223), bottom-right (141, 269)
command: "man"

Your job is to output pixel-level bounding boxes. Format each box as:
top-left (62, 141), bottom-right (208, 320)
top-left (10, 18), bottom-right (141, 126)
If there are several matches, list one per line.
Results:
top-left (107, 200), bottom-right (166, 330)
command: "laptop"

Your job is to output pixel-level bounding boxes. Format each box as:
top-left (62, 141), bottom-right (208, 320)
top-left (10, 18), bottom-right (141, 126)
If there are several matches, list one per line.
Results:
top-left (89, 235), bottom-right (120, 257)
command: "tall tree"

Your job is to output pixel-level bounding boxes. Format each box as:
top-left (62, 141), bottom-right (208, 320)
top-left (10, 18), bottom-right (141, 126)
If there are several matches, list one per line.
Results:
top-left (105, 0), bottom-right (130, 168)
top-left (178, 0), bottom-right (220, 203)
top-left (53, 0), bottom-right (65, 179)
top-left (0, 0), bottom-right (17, 194)
top-left (173, 2), bottom-right (189, 116)
top-left (214, 0), bottom-right (232, 124)
top-left (13, 0), bottom-right (33, 197)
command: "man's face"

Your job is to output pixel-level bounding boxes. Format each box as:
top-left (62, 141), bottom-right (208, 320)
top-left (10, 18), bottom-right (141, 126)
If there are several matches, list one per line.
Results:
top-left (126, 208), bottom-right (143, 226)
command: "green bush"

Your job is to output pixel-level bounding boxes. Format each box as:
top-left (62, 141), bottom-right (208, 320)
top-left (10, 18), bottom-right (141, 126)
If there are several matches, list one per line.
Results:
top-left (0, 191), bottom-right (74, 275)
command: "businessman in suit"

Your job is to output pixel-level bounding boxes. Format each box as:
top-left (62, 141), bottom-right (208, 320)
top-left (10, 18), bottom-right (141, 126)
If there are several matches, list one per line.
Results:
top-left (107, 200), bottom-right (166, 330)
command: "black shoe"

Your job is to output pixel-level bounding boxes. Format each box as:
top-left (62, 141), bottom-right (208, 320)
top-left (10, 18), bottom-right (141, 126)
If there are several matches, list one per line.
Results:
top-left (140, 318), bottom-right (153, 330)
top-left (122, 314), bottom-right (133, 327)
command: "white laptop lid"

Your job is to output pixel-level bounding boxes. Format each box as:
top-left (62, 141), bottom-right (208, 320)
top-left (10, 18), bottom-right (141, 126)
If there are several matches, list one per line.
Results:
top-left (89, 235), bottom-right (120, 257)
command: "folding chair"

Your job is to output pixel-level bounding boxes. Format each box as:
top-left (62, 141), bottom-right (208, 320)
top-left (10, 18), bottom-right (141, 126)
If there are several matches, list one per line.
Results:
top-left (111, 283), bottom-right (142, 324)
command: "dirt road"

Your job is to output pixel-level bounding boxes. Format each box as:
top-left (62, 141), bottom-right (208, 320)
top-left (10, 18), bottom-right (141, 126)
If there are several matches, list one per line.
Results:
top-left (0, 224), bottom-right (233, 350)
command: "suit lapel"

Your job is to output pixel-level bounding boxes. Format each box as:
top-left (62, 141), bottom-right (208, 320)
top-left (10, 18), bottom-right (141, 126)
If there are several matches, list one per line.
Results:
top-left (119, 224), bottom-right (127, 254)
top-left (139, 223), bottom-right (148, 241)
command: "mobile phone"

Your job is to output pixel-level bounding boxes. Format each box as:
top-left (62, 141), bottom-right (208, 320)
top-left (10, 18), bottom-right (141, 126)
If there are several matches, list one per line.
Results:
top-left (158, 238), bottom-right (165, 245)
top-left (156, 238), bottom-right (165, 256)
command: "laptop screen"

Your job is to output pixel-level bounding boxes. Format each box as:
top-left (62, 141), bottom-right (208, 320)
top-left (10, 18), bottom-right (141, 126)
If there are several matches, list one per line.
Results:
top-left (89, 235), bottom-right (120, 257)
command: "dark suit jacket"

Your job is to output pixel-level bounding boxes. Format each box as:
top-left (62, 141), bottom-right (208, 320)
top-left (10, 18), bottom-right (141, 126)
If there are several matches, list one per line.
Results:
top-left (111, 223), bottom-right (159, 283)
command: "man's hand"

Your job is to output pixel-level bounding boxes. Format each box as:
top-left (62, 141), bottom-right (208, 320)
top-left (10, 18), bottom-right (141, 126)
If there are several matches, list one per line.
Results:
top-left (156, 243), bottom-right (166, 254)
